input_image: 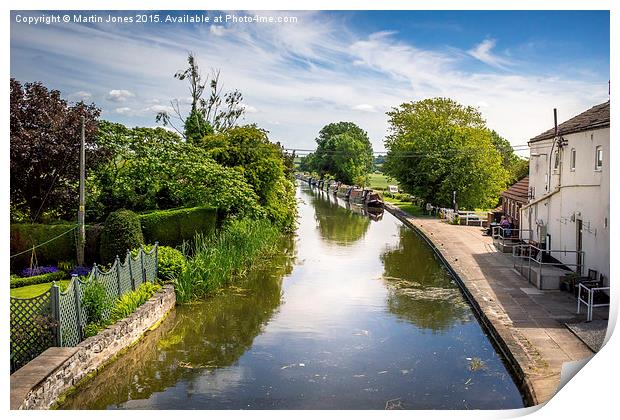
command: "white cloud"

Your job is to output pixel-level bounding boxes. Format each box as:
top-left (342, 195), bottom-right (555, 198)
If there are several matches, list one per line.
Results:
top-left (467, 39), bottom-right (512, 69)
top-left (243, 104), bottom-right (259, 113)
top-left (210, 25), bottom-right (225, 36)
top-left (106, 89), bottom-right (135, 102)
top-left (144, 104), bottom-right (174, 114)
top-left (114, 107), bottom-right (132, 115)
top-left (69, 90), bottom-right (92, 101)
top-left (352, 104), bottom-right (378, 113)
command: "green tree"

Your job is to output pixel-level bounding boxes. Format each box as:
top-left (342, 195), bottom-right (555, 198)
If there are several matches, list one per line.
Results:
top-left (184, 108), bottom-right (213, 144)
top-left (200, 125), bottom-right (297, 231)
top-left (384, 98), bottom-right (509, 209)
top-left (489, 130), bottom-right (529, 184)
top-left (310, 122), bottom-right (373, 184)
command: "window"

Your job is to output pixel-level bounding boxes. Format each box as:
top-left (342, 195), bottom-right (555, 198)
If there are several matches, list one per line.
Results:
top-left (554, 150), bottom-right (560, 171)
top-left (570, 148), bottom-right (576, 171)
top-left (595, 146), bottom-right (603, 170)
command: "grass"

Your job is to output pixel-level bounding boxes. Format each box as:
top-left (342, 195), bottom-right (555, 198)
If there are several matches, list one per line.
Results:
top-left (10, 280), bottom-right (70, 299)
top-left (175, 218), bottom-right (281, 303)
top-left (383, 196), bottom-right (426, 218)
top-left (367, 172), bottom-right (399, 191)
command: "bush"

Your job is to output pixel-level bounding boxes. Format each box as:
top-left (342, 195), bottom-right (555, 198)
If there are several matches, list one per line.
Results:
top-left (99, 209), bottom-right (144, 264)
top-left (139, 206), bottom-right (219, 247)
top-left (133, 245), bottom-right (185, 281)
top-left (20, 265), bottom-right (59, 277)
top-left (10, 270), bottom-right (68, 289)
top-left (82, 280), bottom-right (109, 324)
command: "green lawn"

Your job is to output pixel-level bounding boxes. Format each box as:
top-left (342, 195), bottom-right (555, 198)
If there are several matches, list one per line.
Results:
top-left (368, 172), bottom-right (399, 191)
top-left (10, 280), bottom-right (70, 299)
top-left (383, 196), bottom-right (427, 218)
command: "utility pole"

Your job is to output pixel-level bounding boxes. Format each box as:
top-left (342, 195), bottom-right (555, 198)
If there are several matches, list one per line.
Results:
top-left (77, 116), bottom-right (86, 266)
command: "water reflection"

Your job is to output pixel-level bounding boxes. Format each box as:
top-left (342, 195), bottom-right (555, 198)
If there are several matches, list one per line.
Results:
top-left (310, 191), bottom-right (371, 245)
top-left (60, 237), bottom-right (295, 409)
top-left (381, 226), bottom-right (471, 332)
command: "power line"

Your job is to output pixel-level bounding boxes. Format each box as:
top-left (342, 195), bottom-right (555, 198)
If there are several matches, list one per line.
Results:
top-left (10, 225), bottom-right (78, 259)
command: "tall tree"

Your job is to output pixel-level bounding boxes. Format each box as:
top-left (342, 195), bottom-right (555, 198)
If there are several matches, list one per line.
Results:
top-left (156, 53), bottom-right (244, 138)
top-left (10, 79), bottom-right (102, 221)
top-left (384, 98), bottom-right (509, 209)
top-left (310, 122), bottom-right (374, 184)
top-left (489, 130), bottom-right (529, 183)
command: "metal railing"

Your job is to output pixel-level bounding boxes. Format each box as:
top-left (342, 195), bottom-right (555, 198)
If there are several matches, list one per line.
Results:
top-left (492, 226), bottom-right (533, 250)
top-left (577, 283), bottom-right (610, 322)
top-left (512, 243), bottom-right (584, 288)
top-left (439, 208), bottom-right (488, 226)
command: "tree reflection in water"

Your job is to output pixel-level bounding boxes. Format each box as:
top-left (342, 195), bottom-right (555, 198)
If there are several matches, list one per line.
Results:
top-left (310, 191), bottom-right (371, 245)
top-left (380, 226), bottom-right (471, 332)
top-left (60, 237), bottom-right (296, 409)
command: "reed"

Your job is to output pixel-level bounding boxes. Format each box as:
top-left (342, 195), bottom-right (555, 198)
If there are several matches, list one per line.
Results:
top-left (175, 218), bottom-right (281, 303)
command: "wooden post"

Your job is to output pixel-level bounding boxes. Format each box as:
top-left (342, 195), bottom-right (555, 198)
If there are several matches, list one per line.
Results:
top-left (50, 282), bottom-right (62, 346)
top-left (127, 250), bottom-right (136, 290)
top-left (72, 275), bottom-right (83, 342)
top-left (115, 256), bottom-right (122, 296)
top-left (77, 116), bottom-right (86, 266)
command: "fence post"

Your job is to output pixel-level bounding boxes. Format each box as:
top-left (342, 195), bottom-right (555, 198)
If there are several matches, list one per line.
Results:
top-left (154, 242), bottom-right (159, 281)
top-left (115, 255), bottom-right (123, 296)
top-left (50, 282), bottom-right (62, 346)
top-left (127, 249), bottom-right (136, 291)
top-left (140, 247), bottom-right (146, 285)
top-left (72, 275), bottom-right (83, 342)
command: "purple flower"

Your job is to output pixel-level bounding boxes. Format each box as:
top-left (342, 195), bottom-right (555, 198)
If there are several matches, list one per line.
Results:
top-left (70, 266), bottom-right (92, 277)
top-left (20, 266), bottom-right (59, 277)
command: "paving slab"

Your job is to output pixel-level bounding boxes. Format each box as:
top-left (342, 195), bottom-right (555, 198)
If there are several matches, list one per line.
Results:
top-left (384, 203), bottom-right (598, 406)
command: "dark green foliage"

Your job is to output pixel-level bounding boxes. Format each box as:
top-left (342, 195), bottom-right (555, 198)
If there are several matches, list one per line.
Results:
top-left (10, 270), bottom-right (67, 289)
top-left (99, 210), bottom-right (144, 264)
top-left (175, 218), bottom-right (281, 303)
top-left (139, 207), bottom-right (219, 247)
top-left (301, 122), bottom-right (374, 185)
top-left (184, 108), bottom-right (213, 144)
top-left (10, 223), bottom-right (76, 270)
top-left (489, 130), bottom-right (530, 184)
top-left (82, 280), bottom-right (109, 324)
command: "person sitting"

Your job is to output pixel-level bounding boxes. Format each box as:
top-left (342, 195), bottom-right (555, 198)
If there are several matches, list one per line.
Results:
top-left (506, 216), bottom-right (514, 237)
top-left (499, 216), bottom-right (510, 237)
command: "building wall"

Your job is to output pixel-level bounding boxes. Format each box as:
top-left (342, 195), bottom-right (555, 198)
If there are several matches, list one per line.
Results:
top-left (521, 127), bottom-right (609, 284)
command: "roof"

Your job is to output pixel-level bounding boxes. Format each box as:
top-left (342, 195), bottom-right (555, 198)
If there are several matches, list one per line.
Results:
top-left (529, 101), bottom-right (610, 143)
top-left (501, 176), bottom-right (529, 204)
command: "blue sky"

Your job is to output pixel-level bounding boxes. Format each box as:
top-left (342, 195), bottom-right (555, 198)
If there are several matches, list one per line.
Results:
top-left (10, 10), bottom-right (610, 153)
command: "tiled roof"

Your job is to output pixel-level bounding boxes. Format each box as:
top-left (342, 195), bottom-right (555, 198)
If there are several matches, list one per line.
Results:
top-left (529, 101), bottom-right (610, 143)
top-left (501, 176), bottom-right (529, 204)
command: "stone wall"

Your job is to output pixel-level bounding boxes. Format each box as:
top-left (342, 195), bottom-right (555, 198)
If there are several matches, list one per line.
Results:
top-left (11, 284), bottom-right (176, 410)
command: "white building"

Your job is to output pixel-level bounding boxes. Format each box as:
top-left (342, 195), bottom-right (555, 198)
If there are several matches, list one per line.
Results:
top-left (520, 101), bottom-right (610, 286)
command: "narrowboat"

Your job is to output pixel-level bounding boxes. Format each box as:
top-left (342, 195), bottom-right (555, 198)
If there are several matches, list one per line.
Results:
top-left (364, 190), bottom-right (384, 208)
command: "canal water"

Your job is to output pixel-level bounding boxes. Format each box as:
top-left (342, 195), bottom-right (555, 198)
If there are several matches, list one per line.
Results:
top-left (61, 183), bottom-right (525, 410)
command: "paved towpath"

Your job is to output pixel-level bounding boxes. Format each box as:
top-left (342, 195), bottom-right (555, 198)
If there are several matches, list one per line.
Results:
top-left (384, 203), bottom-right (595, 406)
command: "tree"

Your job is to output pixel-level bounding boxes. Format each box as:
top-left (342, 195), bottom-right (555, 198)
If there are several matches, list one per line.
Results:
top-left (156, 53), bottom-right (244, 137)
top-left (200, 125), bottom-right (297, 230)
top-left (383, 98), bottom-right (509, 209)
top-left (308, 122), bottom-right (374, 184)
top-left (10, 79), bottom-right (102, 222)
top-left (489, 130), bottom-right (529, 183)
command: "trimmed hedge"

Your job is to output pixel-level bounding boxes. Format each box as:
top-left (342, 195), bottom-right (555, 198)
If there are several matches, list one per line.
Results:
top-left (10, 224), bottom-right (102, 271)
top-left (139, 207), bottom-right (219, 247)
top-left (100, 210), bottom-right (144, 264)
top-left (10, 270), bottom-right (68, 289)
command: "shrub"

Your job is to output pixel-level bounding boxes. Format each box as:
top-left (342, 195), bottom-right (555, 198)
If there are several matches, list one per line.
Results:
top-left (108, 282), bottom-right (161, 323)
top-left (99, 209), bottom-right (144, 264)
top-left (20, 265), bottom-right (59, 277)
top-left (133, 245), bottom-right (186, 281)
top-left (10, 270), bottom-right (68, 289)
top-left (82, 280), bottom-right (109, 324)
top-left (139, 207), bottom-right (219, 247)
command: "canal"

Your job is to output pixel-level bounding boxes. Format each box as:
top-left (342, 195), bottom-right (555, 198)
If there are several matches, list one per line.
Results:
top-left (60, 183), bottom-right (525, 409)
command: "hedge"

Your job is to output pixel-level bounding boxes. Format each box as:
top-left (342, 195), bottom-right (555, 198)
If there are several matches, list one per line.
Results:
top-left (99, 210), bottom-right (144, 264)
top-left (10, 270), bottom-right (68, 289)
top-left (10, 224), bottom-right (102, 272)
top-left (139, 207), bottom-right (220, 247)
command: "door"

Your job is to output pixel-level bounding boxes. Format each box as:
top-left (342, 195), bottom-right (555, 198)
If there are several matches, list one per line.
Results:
top-left (576, 219), bottom-right (583, 275)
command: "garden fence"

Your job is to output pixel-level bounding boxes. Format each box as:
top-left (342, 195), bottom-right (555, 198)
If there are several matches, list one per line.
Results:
top-left (10, 243), bottom-right (158, 373)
